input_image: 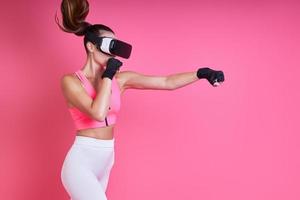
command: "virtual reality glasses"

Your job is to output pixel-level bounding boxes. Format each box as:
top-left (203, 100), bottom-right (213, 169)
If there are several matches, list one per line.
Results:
top-left (85, 31), bottom-right (132, 59)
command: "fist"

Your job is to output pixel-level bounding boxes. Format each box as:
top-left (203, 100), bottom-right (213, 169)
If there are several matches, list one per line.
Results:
top-left (197, 67), bottom-right (225, 87)
top-left (106, 57), bottom-right (123, 72)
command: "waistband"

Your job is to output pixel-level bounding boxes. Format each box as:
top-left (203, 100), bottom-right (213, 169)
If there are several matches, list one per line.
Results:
top-left (74, 135), bottom-right (115, 148)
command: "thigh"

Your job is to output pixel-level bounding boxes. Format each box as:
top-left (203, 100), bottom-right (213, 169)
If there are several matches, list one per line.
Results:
top-left (61, 145), bottom-right (108, 200)
top-left (81, 145), bottom-right (115, 192)
top-left (98, 150), bottom-right (115, 192)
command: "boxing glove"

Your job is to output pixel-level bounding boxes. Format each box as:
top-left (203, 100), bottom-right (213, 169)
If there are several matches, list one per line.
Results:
top-left (197, 67), bottom-right (225, 86)
top-left (101, 58), bottom-right (123, 80)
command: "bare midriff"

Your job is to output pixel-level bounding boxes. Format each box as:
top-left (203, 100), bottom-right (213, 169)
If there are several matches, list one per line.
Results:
top-left (76, 126), bottom-right (114, 140)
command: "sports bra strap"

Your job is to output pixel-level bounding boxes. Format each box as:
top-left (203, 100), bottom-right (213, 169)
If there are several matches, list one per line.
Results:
top-left (75, 71), bottom-right (85, 84)
top-left (75, 70), bottom-right (95, 92)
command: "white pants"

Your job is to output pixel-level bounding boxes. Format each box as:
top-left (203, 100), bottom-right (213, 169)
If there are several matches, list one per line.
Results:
top-left (61, 135), bottom-right (115, 200)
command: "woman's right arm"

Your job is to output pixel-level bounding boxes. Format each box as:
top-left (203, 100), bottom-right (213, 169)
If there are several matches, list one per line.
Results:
top-left (60, 74), bottom-right (112, 121)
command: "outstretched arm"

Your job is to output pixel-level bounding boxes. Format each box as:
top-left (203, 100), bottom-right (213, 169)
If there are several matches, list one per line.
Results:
top-left (117, 70), bottom-right (200, 91)
top-left (166, 71), bottom-right (199, 90)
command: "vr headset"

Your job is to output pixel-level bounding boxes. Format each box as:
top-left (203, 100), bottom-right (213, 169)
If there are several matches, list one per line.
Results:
top-left (85, 31), bottom-right (132, 59)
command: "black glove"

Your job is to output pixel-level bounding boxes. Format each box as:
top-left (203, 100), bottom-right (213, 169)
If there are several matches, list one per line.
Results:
top-left (101, 58), bottom-right (123, 80)
top-left (197, 67), bottom-right (225, 86)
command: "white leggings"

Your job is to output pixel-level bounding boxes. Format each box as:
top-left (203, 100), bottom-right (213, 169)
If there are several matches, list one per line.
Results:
top-left (61, 135), bottom-right (115, 200)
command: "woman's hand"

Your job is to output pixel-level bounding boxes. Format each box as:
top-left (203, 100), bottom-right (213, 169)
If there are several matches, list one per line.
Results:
top-left (101, 58), bottom-right (123, 80)
top-left (196, 67), bottom-right (225, 87)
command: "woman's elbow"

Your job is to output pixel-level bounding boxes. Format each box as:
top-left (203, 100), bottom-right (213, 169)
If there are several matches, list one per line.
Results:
top-left (91, 110), bottom-right (106, 122)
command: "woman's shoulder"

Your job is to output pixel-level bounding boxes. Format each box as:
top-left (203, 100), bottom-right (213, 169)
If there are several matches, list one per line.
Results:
top-left (60, 72), bottom-right (82, 92)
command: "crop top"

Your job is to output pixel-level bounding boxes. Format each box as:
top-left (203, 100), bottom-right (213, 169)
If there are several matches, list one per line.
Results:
top-left (68, 70), bottom-right (121, 130)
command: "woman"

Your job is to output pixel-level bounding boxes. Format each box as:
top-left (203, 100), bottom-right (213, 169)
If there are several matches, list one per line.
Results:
top-left (56, 0), bottom-right (225, 199)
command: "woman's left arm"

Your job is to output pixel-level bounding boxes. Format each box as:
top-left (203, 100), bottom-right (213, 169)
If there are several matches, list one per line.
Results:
top-left (117, 70), bottom-right (199, 91)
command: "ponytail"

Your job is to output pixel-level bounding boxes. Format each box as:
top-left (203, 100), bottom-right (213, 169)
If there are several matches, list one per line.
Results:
top-left (55, 0), bottom-right (91, 36)
top-left (55, 0), bottom-right (115, 54)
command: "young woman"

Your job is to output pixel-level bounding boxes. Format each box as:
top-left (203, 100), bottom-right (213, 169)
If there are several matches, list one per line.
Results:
top-left (56, 0), bottom-right (225, 199)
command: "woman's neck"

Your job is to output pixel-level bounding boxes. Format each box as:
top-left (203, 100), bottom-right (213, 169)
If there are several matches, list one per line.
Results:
top-left (81, 57), bottom-right (105, 79)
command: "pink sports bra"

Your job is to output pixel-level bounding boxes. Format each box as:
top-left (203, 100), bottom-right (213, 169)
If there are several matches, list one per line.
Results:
top-left (68, 70), bottom-right (121, 130)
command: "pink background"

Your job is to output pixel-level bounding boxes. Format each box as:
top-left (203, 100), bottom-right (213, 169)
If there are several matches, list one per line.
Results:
top-left (0, 0), bottom-right (299, 199)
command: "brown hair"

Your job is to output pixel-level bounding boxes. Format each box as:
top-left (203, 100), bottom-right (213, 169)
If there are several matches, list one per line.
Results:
top-left (55, 0), bottom-right (115, 54)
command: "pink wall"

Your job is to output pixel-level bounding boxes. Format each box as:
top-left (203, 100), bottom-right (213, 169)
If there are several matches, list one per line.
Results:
top-left (0, 0), bottom-right (299, 199)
